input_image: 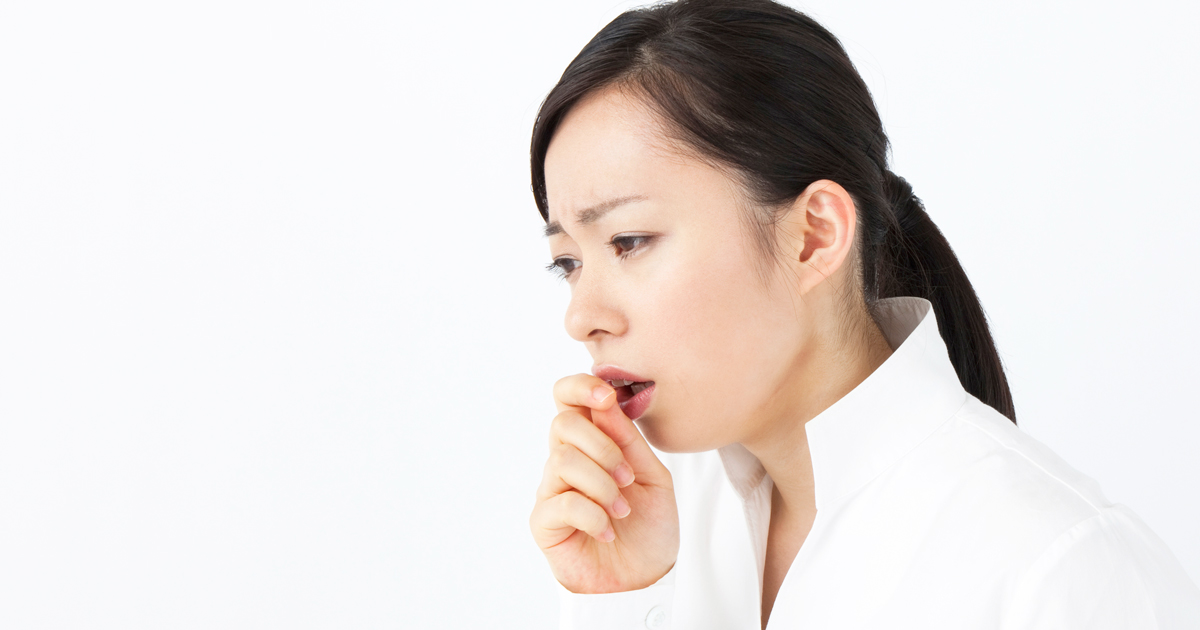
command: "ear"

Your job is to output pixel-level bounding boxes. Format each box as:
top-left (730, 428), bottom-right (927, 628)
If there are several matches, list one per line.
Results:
top-left (778, 179), bottom-right (857, 295)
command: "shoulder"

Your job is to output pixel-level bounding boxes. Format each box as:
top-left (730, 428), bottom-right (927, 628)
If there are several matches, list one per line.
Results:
top-left (1000, 505), bottom-right (1200, 628)
top-left (948, 395), bottom-right (1110, 515)
top-left (928, 398), bottom-right (1200, 627)
top-left (886, 395), bottom-right (1112, 548)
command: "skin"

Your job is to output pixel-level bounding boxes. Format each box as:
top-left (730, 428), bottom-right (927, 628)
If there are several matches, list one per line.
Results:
top-left (529, 86), bottom-right (894, 628)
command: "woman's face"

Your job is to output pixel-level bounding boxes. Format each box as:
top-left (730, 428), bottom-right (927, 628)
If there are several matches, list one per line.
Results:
top-left (543, 87), bottom-right (815, 453)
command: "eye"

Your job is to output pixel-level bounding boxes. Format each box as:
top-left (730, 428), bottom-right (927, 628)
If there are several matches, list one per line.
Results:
top-left (608, 234), bottom-right (655, 258)
top-left (545, 257), bottom-right (581, 280)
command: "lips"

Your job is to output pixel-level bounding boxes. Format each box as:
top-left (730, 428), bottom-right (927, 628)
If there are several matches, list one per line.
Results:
top-left (592, 366), bottom-right (656, 420)
top-left (617, 382), bottom-right (655, 420)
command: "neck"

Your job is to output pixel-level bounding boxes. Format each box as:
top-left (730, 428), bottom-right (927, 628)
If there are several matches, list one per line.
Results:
top-left (741, 309), bottom-right (893, 516)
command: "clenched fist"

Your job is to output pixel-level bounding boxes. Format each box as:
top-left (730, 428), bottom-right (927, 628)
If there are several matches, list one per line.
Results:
top-left (529, 373), bottom-right (679, 594)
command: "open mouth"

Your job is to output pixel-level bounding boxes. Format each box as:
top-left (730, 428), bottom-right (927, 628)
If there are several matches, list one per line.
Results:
top-left (607, 379), bottom-right (654, 403)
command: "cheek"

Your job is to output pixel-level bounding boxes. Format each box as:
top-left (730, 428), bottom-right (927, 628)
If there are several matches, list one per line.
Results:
top-left (635, 230), bottom-right (802, 447)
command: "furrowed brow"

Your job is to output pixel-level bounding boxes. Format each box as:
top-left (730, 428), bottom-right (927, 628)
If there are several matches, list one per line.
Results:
top-left (541, 195), bottom-right (648, 238)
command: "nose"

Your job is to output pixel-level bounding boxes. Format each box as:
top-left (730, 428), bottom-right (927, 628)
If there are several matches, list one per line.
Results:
top-left (563, 268), bottom-right (627, 343)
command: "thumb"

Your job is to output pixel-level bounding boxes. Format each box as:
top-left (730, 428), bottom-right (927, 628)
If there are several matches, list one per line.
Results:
top-left (590, 402), bottom-right (670, 488)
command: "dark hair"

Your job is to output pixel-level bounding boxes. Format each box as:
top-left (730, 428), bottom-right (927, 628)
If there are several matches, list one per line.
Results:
top-left (530, 0), bottom-right (1016, 423)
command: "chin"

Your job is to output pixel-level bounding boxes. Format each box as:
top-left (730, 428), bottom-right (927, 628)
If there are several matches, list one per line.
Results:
top-left (635, 414), bottom-right (715, 454)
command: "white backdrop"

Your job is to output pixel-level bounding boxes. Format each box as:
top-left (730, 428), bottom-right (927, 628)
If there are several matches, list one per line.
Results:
top-left (1, 1), bottom-right (1197, 628)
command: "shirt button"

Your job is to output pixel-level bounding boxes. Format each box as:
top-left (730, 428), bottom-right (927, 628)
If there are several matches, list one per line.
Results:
top-left (644, 605), bottom-right (667, 629)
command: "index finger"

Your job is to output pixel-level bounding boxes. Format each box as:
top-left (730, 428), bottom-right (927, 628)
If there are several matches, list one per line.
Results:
top-left (553, 374), bottom-right (671, 489)
top-left (553, 373), bottom-right (617, 414)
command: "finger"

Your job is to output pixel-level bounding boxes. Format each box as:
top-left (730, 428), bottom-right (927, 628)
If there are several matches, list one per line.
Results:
top-left (549, 410), bottom-right (636, 488)
top-left (590, 400), bottom-right (672, 489)
top-left (553, 373), bottom-right (617, 414)
top-left (530, 490), bottom-right (615, 549)
top-left (537, 444), bottom-right (631, 519)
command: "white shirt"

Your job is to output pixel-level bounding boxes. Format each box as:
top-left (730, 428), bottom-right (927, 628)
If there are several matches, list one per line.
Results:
top-left (558, 297), bottom-right (1200, 629)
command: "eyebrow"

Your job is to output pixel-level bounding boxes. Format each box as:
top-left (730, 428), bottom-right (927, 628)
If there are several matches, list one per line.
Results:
top-left (543, 194), bottom-right (648, 237)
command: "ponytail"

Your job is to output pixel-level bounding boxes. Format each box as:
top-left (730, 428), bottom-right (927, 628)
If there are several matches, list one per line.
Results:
top-left (876, 171), bottom-right (1016, 423)
top-left (530, 0), bottom-right (1017, 423)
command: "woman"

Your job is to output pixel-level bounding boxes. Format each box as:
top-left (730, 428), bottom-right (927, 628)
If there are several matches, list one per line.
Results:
top-left (526, 1), bottom-right (1200, 628)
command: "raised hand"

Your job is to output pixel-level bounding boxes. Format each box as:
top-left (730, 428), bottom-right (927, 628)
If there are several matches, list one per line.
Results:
top-left (529, 373), bottom-right (679, 594)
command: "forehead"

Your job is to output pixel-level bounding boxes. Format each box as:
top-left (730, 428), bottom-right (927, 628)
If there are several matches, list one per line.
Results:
top-left (543, 88), bottom-right (679, 225)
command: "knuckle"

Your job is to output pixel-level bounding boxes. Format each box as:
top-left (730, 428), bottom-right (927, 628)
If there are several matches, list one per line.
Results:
top-left (549, 443), bottom-right (577, 468)
top-left (535, 469), bottom-right (557, 498)
top-left (585, 472), bottom-right (620, 505)
top-left (597, 439), bottom-right (623, 466)
top-left (531, 497), bottom-right (555, 531)
top-left (595, 483), bottom-right (620, 507)
top-left (553, 373), bottom-right (583, 395)
top-left (557, 490), bottom-right (584, 521)
top-left (549, 441), bottom-right (580, 470)
top-left (588, 507), bottom-right (610, 533)
top-left (561, 492), bottom-right (606, 533)
top-left (551, 410), bottom-right (584, 433)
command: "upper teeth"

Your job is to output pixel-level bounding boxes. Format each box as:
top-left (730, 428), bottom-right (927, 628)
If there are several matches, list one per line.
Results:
top-left (608, 379), bottom-right (652, 395)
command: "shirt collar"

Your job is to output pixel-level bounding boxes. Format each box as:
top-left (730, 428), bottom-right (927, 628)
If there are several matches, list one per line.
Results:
top-left (717, 297), bottom-right (969, 510)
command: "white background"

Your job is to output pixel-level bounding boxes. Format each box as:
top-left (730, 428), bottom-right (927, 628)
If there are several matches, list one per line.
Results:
top-left (1, 0), bottom-right (1197, 627)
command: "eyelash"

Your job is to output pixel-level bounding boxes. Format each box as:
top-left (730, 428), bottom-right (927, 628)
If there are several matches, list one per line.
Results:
top-left (546, 234), bottom-right (655, 280)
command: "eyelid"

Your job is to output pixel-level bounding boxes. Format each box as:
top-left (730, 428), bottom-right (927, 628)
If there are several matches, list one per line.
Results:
top-left (545, 256), bottom-right (580, 280)
top-left (607, 233), bottom-right (656, 256)
top-left (546, 233), bottom-right (656, 280)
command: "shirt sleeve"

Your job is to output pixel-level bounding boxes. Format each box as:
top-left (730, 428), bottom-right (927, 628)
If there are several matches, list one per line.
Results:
top-left (558, 564), bottom-right (676, 630)
top-left (1002, 505), bottom-right (1200, 630)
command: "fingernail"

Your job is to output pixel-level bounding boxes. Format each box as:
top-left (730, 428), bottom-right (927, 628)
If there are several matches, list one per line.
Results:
top-left (592, 386), bottom-right (613, 403)
top-left (598, 526), bottom-right (615, 542)
top-left (614, 462), bottom-right (635, 487)
top-left (613, 495), bottom-right (631, 518)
